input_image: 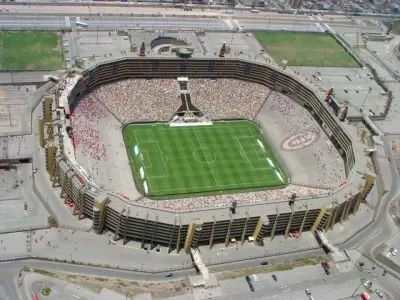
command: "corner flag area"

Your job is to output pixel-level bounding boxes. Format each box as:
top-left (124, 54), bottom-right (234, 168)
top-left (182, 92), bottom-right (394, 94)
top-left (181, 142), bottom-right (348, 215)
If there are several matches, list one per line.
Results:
top-left (123, 121), bottom-right (288, 199)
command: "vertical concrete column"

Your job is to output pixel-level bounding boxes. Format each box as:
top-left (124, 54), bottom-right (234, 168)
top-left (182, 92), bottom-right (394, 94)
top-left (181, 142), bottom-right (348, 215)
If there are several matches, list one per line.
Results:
top-left (43, 95), bottom-right (53, 123)
top-left (92, 195), bottom-right (108, 234)
top-left (114, 207), bottom-right (125, 241)
top-left (324, 208), bottom-right (333, 232)
top-left (149, 215), bottom-right (158, 249)
top-left (241, 211), bottom-right (249, 245)
top-left (252, 217), bottom-right (263, 241)
top-left (168, 215), bottom-right (178, 253)
top-left (354, 173), bottom-right (376, 215)
top-left (330, 201), bottom-right (340, 230)
top-left (184, 221), bottom-right (196, 253)
top-left (224, 215), bottom-right (233, 248)
top-left (176, 216), bottom-right (182, 253)
top-left (51, 160), bottom-right (58, 187)
top-left (270, 208), bottom-right (280, 241)
top-left (340, 196), bottom-right (350, 224)
top-left (46, 146), bottom-right (56, 177)
top-left (123, 206), bottom-right (131, 245)
top-left (343, 192), bottom-right (353, 221)
top-left (284, 206), bottom-right (295, 238)
top-left (38, 117), bottom-right (45, 147)
top-left (209, 215), bottom-right (216, 249)
top-left (75, 186), bottom-right (86, 219)
top-left (311, 204), bottom-right (327, 233)
top-left (298, 204), bottom-right (309, 237)
top-left (140, 213), bottom-right (149, 249)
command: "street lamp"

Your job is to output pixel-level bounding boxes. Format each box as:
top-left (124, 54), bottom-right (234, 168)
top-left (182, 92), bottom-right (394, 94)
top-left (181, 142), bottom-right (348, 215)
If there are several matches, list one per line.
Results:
top-left (293, 51), bottom-right (300, 65)
top-left (362, 89), bottom-right (372, 106)
top-left (351, 281), bottom-right (365, 297)
top-left (314, 52), bottom-right (327, 77)
top-left (292, 21), bottom-right (297, 31)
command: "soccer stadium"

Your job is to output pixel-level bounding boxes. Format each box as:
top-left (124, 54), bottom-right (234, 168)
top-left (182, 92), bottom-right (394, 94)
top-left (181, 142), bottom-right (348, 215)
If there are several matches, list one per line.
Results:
top-left (40, 57), bottom-right (374, 253)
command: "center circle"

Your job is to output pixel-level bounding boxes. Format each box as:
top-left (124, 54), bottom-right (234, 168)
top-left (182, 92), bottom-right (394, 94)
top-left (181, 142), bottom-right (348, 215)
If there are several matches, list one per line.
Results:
top-left (193, 148), bottom-right (216, 164)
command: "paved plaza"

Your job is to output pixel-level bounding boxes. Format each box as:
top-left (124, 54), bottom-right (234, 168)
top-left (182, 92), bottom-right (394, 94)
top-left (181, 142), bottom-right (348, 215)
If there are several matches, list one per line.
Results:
top-left (0, 165), bottom-right (49, 234)
top-left (0, 85), bottom-right (36, 136)
top-left (29, 228), bottom-right (191, 271)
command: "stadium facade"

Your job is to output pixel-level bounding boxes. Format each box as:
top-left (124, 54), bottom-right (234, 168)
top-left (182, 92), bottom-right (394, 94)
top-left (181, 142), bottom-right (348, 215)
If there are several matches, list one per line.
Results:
top-left (41, 58), bottom-right (375, 253)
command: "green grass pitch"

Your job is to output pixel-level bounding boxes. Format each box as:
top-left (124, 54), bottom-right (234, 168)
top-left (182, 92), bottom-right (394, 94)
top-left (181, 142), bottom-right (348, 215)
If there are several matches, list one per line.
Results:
top-left (0, 31), bottom-right (64, 70)
top-left (252, 31), bottom-right (359, 67)
top-left (123, 121), bottom-right (288, 199)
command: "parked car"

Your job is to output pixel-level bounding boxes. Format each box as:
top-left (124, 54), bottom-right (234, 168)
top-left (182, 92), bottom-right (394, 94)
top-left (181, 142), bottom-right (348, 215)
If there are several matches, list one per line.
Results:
top-left (272, 274), bottom-right (278, 281)
top-left (375, 289), bottom-right (383, 298)
top-left (260, 261), bottom-right (268, 266)
top-left (249, 283), bottom-right (254, 292)
top-left (165, 273), bottom-right (173, 277)
top-left (252, 274), bottom-right (258, 282)
top-left (382, 270), bottom-right (387, 276)
top-left (305, 288), bottom-right (311, 296)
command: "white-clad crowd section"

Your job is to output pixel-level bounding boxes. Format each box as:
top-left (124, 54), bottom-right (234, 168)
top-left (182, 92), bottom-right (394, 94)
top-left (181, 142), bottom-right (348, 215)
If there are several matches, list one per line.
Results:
top-left (92, 79), bottom-right (180, 124)
top-left (189, 79), bottom-right (270, 119)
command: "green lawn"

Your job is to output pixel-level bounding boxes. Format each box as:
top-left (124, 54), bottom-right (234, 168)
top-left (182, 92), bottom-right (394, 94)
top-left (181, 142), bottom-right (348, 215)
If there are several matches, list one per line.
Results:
top-left (253, 31), bottom-right (359, 67)
top-left (123, 121), bottom-right (288, 199)
top-left (0, 31), bottom-right (63, 70)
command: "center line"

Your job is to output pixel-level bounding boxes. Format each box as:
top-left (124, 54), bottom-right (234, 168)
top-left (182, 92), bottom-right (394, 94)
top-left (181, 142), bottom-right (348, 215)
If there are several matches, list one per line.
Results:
top-left (192, 128), bottom-right (219, 187)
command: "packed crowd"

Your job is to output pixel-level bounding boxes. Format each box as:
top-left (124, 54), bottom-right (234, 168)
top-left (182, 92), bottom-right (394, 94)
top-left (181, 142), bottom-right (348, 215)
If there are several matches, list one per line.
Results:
top-left (189, 79), bottom-right (269, 119)
top-left (265, 92), bottom-right (344, 187)
top-left (134, 184), bottom-right (331, 211)
top-left (68, 78), bottom-right (343, 210)
top-left (267, 92), bottom-right (320, 131)
top-left (92, 79), bottom-right (180, 124)
top-left (70, 95), bottom-right (107, 160)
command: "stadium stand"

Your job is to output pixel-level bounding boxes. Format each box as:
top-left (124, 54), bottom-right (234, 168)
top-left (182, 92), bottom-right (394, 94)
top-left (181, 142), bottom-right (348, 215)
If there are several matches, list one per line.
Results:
top-left (40, 58), bottom-right (373, 253)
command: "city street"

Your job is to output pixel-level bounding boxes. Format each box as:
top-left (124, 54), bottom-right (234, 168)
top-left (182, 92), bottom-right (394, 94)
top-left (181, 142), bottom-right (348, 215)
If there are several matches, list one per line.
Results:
top-left (0, 11), bottom-right (381, 33)
top-left (0, 2), bottom-right (399, 300)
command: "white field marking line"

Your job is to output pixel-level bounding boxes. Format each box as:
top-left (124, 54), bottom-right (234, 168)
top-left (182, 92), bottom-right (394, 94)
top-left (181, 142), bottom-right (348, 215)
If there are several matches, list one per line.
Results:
top-left (242, 125), bottom-right (279, 169)
top-left (192, 147), bottom-right (216, 164)
top-left (141, 150), bottom-right (152, 168)
top-left (132, 125), bottom-right (280, 192)
top-left (133, 129), bottom-right (169, 177)
top-left (132, 126), bottom-right (254, 134)
top-left (235, 136), bottom-right (256, 170)
top-left (252, 143), bottom-right (273, 161)
top-left (192, 128), bottom-right (220, 187)
top-left (236, 137), bottom-right (271, 171)
top-left (139, 141), bottom-right (169, 178)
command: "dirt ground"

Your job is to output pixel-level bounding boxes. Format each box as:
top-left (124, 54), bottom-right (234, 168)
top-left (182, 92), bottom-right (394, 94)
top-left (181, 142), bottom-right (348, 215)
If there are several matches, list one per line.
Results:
top-left (216, 256), bottom-right (326, 280)
top-left (27, 268), bottom-right (191, 299)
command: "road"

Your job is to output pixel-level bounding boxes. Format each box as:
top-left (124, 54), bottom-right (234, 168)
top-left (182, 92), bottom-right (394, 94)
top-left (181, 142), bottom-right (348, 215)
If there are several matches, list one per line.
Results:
top-left (341, 135), bottom-right (400, 257)
top-left (0, 3), bottom-right (397, 300)
top-left (0, 15), bottom-right (381, 33)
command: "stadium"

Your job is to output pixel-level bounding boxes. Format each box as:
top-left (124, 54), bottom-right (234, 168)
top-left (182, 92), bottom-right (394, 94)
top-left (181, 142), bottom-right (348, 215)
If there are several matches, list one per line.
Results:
top-left (40, 57), bottom-right (374, 253)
